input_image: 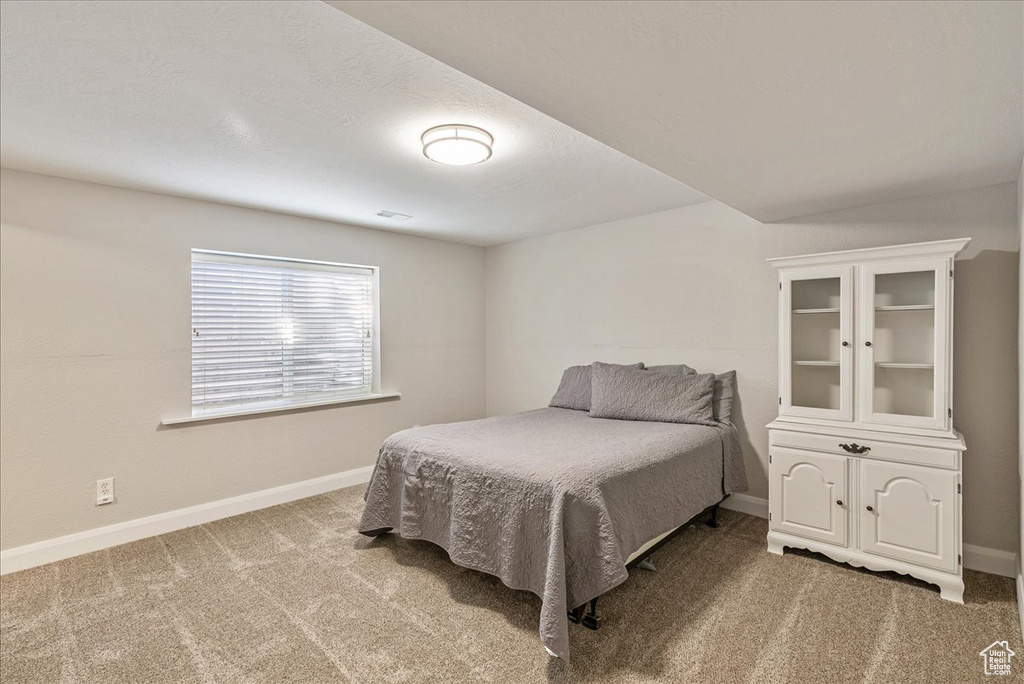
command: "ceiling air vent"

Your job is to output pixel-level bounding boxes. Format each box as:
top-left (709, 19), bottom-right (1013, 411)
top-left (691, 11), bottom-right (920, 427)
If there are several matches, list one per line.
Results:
top-left (376, 210), bottom-right (412, 221)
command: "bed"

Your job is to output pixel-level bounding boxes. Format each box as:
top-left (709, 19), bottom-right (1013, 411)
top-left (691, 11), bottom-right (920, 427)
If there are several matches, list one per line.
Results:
top-left (358, 404), bottom-right (748, 662)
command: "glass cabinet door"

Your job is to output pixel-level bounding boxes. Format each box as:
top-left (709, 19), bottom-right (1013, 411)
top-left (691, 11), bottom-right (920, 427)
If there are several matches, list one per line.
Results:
top-left (779, 266), bottom-right (854, 421)
top-left (857, 259), bottom-right (949, 430)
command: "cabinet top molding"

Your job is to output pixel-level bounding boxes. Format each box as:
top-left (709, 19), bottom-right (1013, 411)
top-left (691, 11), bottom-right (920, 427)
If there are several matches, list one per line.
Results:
top-left (766, 238), bottom-right (971, 269)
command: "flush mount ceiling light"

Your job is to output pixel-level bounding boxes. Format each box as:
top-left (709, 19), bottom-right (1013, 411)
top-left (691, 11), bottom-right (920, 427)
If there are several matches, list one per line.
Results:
top-left (421, 124), bottom-right (493, 166)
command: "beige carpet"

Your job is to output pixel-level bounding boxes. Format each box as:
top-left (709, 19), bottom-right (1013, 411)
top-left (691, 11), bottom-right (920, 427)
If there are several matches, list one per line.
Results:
top-left (1, 485), bottom-right (1020, 684)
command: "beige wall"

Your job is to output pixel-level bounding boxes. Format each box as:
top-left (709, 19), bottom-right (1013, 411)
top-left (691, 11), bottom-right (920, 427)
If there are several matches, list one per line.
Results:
top-left (2, 168), bottom-right (1019, 555)
top-left (1015, 150), bottom-right (1024, 644)
top-left (0, 169), bottom-right (486, 550)
top-left (486, 182), bottom-right (1020, 552)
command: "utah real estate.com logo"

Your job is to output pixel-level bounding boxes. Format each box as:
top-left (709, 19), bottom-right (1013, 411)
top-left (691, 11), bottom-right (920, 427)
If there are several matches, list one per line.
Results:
top-left (979, 641), bottom-right (1015, 676)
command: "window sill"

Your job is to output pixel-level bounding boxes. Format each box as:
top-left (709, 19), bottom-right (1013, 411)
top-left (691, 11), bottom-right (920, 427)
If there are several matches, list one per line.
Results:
top-left (161, 392), bottom-right (402, 426)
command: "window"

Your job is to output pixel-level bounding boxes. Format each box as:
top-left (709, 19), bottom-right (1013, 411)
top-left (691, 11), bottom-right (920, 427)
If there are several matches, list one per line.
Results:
top-left (190, 250), bottom-right (379, 417)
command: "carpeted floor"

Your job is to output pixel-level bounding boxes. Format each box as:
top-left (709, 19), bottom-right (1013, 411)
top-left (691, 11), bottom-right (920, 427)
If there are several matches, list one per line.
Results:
top-left (1, 485), bottom-right (1020, 684)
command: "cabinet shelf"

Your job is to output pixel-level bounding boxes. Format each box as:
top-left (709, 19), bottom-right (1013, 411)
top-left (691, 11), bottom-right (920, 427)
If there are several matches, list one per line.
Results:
top-left (793, 360), bottom-right (840, 367)
top-left (874, 362), bottom-right (934, 369)
top-left (875, 305), bottom-right (934, 312)
top-left (792, 308), bottom-right (840, 314)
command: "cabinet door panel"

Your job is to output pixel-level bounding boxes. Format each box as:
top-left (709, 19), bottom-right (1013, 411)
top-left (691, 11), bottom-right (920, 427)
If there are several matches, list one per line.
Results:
top-left (779, 266), bottom-right (854, 421)
top-left (860, 461), bottom-right (957, 572)
top-left (857, 259), bottom-right (950, 430)
top-left (770, 448), bottom-right (848, 546)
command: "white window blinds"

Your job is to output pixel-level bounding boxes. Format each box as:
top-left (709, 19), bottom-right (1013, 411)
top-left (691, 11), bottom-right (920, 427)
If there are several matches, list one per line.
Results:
top-left (191, 250), bottom-right (378, 416)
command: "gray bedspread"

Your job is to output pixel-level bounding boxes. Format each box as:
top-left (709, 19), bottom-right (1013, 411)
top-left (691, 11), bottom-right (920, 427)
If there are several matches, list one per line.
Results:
top-left (358, 408), bottom-right (748, 661)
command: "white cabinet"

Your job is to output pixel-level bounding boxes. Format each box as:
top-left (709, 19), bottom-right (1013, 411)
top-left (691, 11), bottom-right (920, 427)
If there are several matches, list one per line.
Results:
top-left (779, 266), bottom-right (854, 421)
top-left (769, 448), bottom-right (847, 547)
top-left (860, 461), bottom-right (957, 573)
top-left (767, 239), bottom-right (968, 603)
top-left (857, 259), bottom-right (951, 431)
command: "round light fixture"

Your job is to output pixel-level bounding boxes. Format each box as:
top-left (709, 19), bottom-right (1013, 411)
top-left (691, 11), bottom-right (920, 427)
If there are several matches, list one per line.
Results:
top-left (421, 124), bottom-right (493, 166)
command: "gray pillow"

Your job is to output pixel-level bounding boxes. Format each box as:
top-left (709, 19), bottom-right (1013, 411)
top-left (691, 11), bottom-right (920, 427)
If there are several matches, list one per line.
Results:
top-left (712, 370), bottom-right (737, 424)
top-left (649, 365), bottom-right (736, 423)
top-left (549, 362), bottom-right (644, 411)
top-left (589, 362), bottom-right (717, 425)
top-left (646, 364), bottom-right (698, 376)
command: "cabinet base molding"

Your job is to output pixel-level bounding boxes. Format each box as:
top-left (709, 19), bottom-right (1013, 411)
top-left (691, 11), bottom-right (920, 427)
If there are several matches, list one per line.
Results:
top-left (767, 530), bottom-right (964, 603)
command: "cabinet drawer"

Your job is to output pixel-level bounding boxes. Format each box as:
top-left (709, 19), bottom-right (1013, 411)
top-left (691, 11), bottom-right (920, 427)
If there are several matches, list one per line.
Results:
top-left (770, 430), bottom-right (957, 469)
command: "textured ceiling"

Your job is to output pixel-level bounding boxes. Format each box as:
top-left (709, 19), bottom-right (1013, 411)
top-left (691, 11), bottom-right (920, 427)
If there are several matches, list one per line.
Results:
top-left (0, 1), bottom-right (705, 246)
top-left (333, 0), bottom-right (1023, 223)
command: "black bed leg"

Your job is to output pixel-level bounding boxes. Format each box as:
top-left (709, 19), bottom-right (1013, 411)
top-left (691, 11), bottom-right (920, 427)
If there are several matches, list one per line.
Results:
top-left (569, 597), bottom-right (602, 630)
top-left (706, 504), bottom-right (719, 529)
top-left (581, 598), bottom-right (601, 630)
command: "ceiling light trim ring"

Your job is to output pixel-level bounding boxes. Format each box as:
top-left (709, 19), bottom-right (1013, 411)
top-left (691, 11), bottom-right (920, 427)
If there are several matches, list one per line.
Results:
top-left (421, 124), bottom-right (494, 166)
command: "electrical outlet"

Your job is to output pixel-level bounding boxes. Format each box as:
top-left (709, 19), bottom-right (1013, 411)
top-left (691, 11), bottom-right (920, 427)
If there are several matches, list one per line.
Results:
top-left (96, 477), bottom-right (114, 506)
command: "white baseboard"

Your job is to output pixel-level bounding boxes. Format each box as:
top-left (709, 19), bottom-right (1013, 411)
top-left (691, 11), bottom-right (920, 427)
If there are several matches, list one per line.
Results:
top-left (1016, 571), bottom-right (1024, 643)
top-left (0, 465), bottom-right (375, 576)
top-left (721, 493), bottom-right (1017, 579)
top-left (3, 474), bottom-right (1017, 582)
top-left (721, 492), bottom-right (769, 519)
top-left (963, 544), bottom-right (1018, 579)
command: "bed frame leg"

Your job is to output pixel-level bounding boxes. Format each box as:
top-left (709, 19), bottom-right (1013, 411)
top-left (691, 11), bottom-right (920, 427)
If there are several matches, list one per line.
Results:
top-left (568, 597), bottom-right (602, 630)
top-left (706, 504), bottom-right (719, 529)
top-left (581, 598), bottom-right (601, 630)
top-left (636, 556), bottom-right (656, 571)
